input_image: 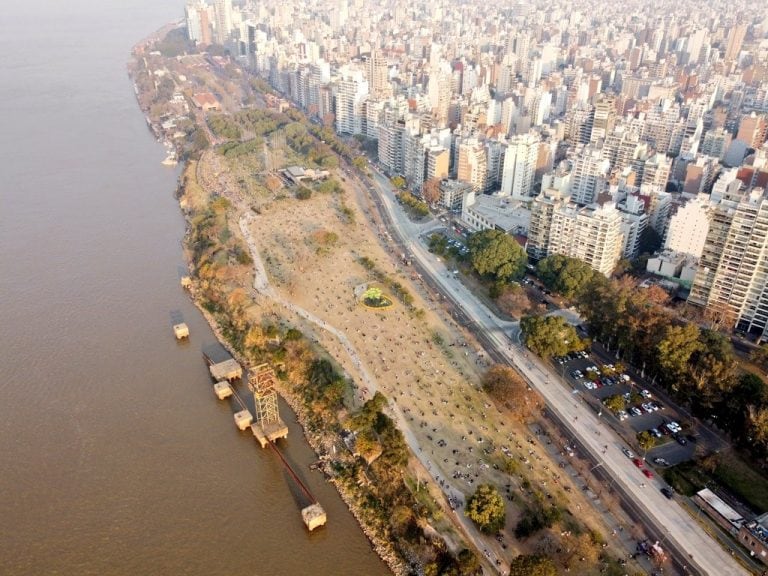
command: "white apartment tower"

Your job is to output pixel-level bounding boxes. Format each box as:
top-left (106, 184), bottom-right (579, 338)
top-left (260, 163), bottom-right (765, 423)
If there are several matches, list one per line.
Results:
top-left (569, 147), bottom-right (610, 205)
top-left (546, 201), bottom-right (624, 276)
top-left (335, 71), bottom-right (369, 135)
top-left (663, 196), bottom-right (711, 258)
top-left (500, 133), bottom-right (540, 199)
top-left (213, 0), bottom-right (233, 45)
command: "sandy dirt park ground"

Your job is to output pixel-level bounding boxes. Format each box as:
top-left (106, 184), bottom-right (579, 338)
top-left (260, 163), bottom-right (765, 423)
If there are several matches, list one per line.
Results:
top-left (235, 177), bottom-right (638, 571)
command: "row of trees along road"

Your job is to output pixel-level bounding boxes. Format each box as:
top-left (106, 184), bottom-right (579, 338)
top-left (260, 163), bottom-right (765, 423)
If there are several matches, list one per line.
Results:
top-left (519, 254), bottom-right (768, 469)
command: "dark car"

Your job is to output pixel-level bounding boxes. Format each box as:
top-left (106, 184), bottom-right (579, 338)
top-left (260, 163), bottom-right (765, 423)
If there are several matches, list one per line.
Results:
top-left (661, 487), bottom-right (674, 499)
top-left (674, 434), bottom-right (688, 446)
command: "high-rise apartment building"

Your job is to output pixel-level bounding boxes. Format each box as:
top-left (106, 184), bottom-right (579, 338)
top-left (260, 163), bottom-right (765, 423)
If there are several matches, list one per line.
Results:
top-left (457, 139), bottom-right (488, 192)
top-left (689, 187), bottom-right (768, 338)
top-left (500, 133), bottom-right (540, 199)
top-left (725, 23), bottom-right (747, 61)
top-left (569, 147), bottom-right (610, 205)
top-left (539, 200), bottom-right (625, 276)
top-left (367, 48), bottom-right (391, 99)
top-left (663, 195), bottom-right (711, 258)
top-left (335, 70), bottom-right (368, 135)
top-left (736, 113), bottom-right (768, 149)
top-left (590, 94), bottom-right (617, 144)
top-left (213, 0), bottom-right (233, 45)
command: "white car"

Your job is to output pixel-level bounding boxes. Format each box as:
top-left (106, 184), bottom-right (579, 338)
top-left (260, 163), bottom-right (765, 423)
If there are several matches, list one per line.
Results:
top-left (640, 389), bottom-right (652, 399)
top-left (618, 410), bottom-right (629, 421)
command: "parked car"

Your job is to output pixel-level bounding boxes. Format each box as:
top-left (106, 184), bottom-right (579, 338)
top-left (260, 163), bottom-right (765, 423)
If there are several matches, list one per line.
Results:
top-left (674, 434), bottom-right (688, 446)
top-left (640, 389), bottom-right (652, 398)
top-left (653, 457), bottom-right (670, 466)
top-left (649, 428), bottom-right (662, 438)
top-left (617, 410), bottom-right (629, 421)
top-left (630, 407), bottom-right (643, 416)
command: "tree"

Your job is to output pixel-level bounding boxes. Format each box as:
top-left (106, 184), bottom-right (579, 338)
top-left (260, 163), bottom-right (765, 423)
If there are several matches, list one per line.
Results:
top-left (751, 344), bottom-right (768, 372)
top-left (456, 549), bottom-right (481, 576)
top-left (468, 229), bottom-right (527, 284)
top-left (746, 405), bottom-right (768, 460)
top-left (465, 484), bottom-right (506, 533)
top-left (638, 225), bottom-right (663, 255)
top-left (496, 283), bottom-right (532, 318)
top-left (656, 323), bottom-right (702, 393)
top-left (507, 555), bottom-right (557, 576)
top-left (637, 430), bottom-right (655, 452)
top-left (603, 395), bottom-right (626, 414)
top-left (536, 254), bottom-right (596, 299)
top-left (483, 364), bottom-right (540, 420)
top-left (422, 178), bottom-right (442, 205)
top-left (352, 156), bottom-right (368, 171)
top-left (520, 315), bottom-right (584, 358)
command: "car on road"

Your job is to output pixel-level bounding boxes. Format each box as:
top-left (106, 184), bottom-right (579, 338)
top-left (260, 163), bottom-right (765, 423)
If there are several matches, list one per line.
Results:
top-left (661, 487), bottom-right (674, 499)
top-left (622, 448), bottom-right (634, 458)
top-left (643, 469), bottom-right (654, 479)
top-left (633, 458), bottom-right (644, 468)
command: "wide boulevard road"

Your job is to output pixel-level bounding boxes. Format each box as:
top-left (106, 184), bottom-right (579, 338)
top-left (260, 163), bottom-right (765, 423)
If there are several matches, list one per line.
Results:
top-left (364, 167), bottom-right (747, 576)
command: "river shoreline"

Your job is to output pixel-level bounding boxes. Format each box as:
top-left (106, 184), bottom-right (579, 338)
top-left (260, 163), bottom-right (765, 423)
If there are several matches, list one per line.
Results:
top-left (128, 27), bottom-right (407, 576)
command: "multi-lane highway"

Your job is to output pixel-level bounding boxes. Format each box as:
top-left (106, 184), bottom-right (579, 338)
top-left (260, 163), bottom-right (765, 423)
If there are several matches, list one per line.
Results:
top-left (361, 165), bottom-right (748, 576)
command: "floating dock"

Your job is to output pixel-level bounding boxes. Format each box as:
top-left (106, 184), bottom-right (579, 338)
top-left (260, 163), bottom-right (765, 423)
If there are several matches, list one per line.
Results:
top-left (301, 503), bottom-right (327, 531)
top-left (173, 323), bottom-right (190, 339)
top-left (234, 409), bottom-right (253, 431)
top-left (213, 380), bottom-right (233, 399)
top-left (251, 420), bottom-right (289, 448)
top-left (209, 358), bottom-right (242, 381)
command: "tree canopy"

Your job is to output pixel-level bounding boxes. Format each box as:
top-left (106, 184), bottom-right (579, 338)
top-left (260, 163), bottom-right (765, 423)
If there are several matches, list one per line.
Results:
top-left (536, 254), bottom-right (596, 299)
top-left (507, 555), bottom-right (557, 576)
top-left (465, 484), bottom-right (506, 533)
top-left (482, 364), bottom-right (540, 420)
top-left (468, 229), bottom-right (527, 285)
top-left (520, 315), bottom-right (585, 358)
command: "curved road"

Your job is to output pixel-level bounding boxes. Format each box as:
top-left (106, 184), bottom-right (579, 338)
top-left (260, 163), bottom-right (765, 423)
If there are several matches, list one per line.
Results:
top-left (363, 167), bottom-right (747, 576)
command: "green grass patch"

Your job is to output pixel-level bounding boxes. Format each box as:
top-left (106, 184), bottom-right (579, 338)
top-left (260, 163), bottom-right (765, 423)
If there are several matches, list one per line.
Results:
top-left (663, 451), bottom-right (768, 511)
top-left (713, 451), bottom-right (768, 512)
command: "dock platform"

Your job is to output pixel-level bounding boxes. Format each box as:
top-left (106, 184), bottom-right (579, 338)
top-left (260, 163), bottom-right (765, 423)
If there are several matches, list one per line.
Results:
top-left (234, 409), bottom-right (253, 431)
top-left (213, 381), bottom-right (233, 399)
top-left (209, 358), bottom-right (242, 381)
top-left (301, 503), bottom-right (327, 531)
top-left (173, 323), bottom-right (190, 339)
top-left (251, 419), bottom-right (289, 448)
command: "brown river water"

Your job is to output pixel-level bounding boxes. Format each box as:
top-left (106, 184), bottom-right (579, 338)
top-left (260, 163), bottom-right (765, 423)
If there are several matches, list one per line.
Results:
top-left (0, 1), bottom-right (388, 574)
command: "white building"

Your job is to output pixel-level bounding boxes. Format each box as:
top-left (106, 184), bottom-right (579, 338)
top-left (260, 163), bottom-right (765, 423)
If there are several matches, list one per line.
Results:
top-left (663, 195), bottom-right (712, 258)
top-left (335, 69), bottom-right (369, 135)
top-left (500, 132), bottom-right (540, 199)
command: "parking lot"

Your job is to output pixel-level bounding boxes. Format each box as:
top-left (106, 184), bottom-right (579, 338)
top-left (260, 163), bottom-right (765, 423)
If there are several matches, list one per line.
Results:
top-left (552, 352), bottom-right (697, 467)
